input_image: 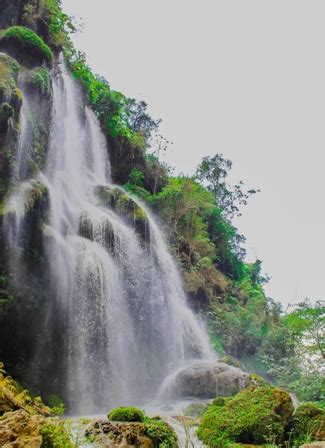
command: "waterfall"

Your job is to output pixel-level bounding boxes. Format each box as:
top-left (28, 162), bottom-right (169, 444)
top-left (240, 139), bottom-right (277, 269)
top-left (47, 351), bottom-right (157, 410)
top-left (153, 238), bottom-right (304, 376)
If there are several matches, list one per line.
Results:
top-left (4, 56), bottom-right (214, 414)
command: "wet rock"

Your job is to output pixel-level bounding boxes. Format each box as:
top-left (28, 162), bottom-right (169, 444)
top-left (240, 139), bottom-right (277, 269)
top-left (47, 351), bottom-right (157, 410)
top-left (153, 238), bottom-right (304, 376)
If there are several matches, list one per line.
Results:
top-left (95, 185), bottom-right (150, 243)
top-left (79, 210), bottom-right (115, 252)
top-left (0, 409), bottom-right (43, 448)
top-left (86, 420), bottom-right (154, 447)
top-left (163, 361), bottom-right (250, 399)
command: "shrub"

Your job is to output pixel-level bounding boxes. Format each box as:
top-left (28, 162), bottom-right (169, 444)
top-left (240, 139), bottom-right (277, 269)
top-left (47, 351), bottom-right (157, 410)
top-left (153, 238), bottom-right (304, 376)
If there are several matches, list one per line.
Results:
top-left (41, 421), bottom-right (74, 448)
top-left (197, 385), bottom-right (294, 447)
top-left (0, 26), bottom-right (53, 63)
top-left (108, 406), bottom-right (145, 422)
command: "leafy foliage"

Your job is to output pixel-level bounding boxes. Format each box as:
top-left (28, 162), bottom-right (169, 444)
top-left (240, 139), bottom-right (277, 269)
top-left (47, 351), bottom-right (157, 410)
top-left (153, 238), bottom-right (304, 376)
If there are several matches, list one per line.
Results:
top-left (195, 153), bottom-right (259, 219)
top-left (67, 50), bottom-right (158, 148)
top-left (41, 420), bottom-right (74, 448)
top-left (22, 0), bottom-right (75, 48)
top-left (261, 300), bottom-right (325, 403)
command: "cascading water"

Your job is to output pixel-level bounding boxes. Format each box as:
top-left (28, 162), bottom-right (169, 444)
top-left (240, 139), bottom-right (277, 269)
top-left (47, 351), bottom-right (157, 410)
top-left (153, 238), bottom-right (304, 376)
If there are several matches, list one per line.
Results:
top-left (4, 56), bottom-right (214, 415)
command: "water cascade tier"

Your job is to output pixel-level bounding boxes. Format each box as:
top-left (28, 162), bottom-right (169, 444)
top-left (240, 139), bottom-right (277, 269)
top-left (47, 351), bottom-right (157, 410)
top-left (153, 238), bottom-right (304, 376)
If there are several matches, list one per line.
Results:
top-left (4, 57), bottom-right (214, 414)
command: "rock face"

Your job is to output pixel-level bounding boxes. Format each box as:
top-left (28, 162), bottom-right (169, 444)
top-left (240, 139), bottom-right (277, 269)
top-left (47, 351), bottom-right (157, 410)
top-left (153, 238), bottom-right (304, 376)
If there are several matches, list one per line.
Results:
top-left (95, 185), bottom-right (150, 243)
top-left (162, 361), bottom-right (250, 399)
top-left (86, 421), bottom-right (154, 448)
top-left (0, 409), bottom-right (43, 448)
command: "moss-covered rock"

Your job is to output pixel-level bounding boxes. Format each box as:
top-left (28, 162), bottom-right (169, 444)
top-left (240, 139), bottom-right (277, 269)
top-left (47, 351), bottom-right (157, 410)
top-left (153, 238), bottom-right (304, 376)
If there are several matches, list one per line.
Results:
top-left (0, 362), bottom-right (75, 447)
top-left (197, 384), bottom-right (294, 447)
top-left (0, 361), bottom-right (50, 416)
top-left (0, 52), bottom-right (20, 102)
top-left (87, 410), bottom-right (177, 447)
top-left (95, 185), bottom-right (150, 243)
top-left (0, 26), bottom-right (53, 66)
top-left (290, 403), bottom-right (325, 447)
top-left (108, 406), bottom-right (146, 423)
top-left (24, 66), bottom-right (52, 97)
top-left (41, 420), bottom-right (75, 448)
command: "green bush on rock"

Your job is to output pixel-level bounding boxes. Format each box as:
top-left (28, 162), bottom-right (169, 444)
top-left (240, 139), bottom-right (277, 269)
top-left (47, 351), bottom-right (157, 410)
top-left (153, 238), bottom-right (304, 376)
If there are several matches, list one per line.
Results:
top-left (290, 403), bottom-right (325, 447)
top-left (144, 417), bottom-right (178, 448)
top-left (0, 26), bottom-right (53, 65)
top-left (26, 66), bottom-right (52, 97)
top-left (197, 385), bottom-right (294, 447)
top-left (108, 406), bottom-right (146, 422)
top-left (41, 420), bottom-right (74, 448)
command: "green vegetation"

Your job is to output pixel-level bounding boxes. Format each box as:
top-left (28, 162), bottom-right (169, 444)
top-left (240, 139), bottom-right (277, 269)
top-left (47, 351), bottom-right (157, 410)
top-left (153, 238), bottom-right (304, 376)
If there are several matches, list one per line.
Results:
top-left (0, 26), bottom-right (53, 63)
top-left (67, 50), bottom-right (159, 147)
top-left (197, 385), bottom-right (293, 447)
top-left (144, 417), bottom-right (178, 448)
top-left (108, 406), bottom-right (146, 422)
top-left (0, 361), bottom-right (50, 416)
top-left (290, 402), bottom-right (325, 446)
top-left (0, 52), bottom-right (20, 101)
top-left (107, 407), bottom-right (177, 447)
top-left (41, 420), bottom-right (75, 448)
top-left (26, 66), bottom-right (52, 96)
top-left (124, 151), bottom-right (324, 407)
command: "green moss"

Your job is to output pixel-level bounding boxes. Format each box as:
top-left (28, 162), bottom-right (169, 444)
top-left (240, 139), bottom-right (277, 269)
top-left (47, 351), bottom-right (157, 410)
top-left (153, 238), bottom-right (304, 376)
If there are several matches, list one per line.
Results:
top-left (0, 26), bottom-right (53, 63)
top-left (26, 67), bottom-right (52, 97)
top-left (197, 385), bottom-right (294, 447)
top-left (108, 406), bottom-right (146, 423)
top-left (0, 52), bottom-right (20, 101)
top-left (290, 403), bottom-right (325, 447)
top-left (106, 408), bottom-right (177, 447)
top-left (40, 420), bottom-right (74, 448)
top-left (144, 417), bottom-right (178, 448)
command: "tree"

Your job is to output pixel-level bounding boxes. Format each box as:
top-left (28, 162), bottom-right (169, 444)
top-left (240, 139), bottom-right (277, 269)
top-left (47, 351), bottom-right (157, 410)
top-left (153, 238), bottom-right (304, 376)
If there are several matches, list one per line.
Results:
top-left (125, 99), bottom-right (161, 143)
top-left (195, 153), bottom-right (259, 219)
top-left (261, 300), bottom-right (325, 403)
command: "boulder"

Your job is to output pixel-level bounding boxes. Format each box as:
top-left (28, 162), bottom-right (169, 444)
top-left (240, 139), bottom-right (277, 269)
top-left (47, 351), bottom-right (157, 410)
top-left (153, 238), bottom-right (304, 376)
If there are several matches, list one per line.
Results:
top-left (0, 409), bottom-right (43, 448)
top-left (197, 384), bottom-right (294, 446)
top-left (85, 413), bottom-right (177, 448)
top-left (161, 361), bottom-right (250, 399)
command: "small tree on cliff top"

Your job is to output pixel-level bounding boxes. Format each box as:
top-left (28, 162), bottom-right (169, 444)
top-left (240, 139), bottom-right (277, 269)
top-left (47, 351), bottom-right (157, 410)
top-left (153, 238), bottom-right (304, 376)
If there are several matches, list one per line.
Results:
top-left (195, 153), bottom-right (259, 220)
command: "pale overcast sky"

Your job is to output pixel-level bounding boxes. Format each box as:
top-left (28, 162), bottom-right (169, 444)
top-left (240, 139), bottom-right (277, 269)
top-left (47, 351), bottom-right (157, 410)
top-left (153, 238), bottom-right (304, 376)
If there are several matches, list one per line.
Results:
top-left (61, 0), bottom-right (325, 306)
